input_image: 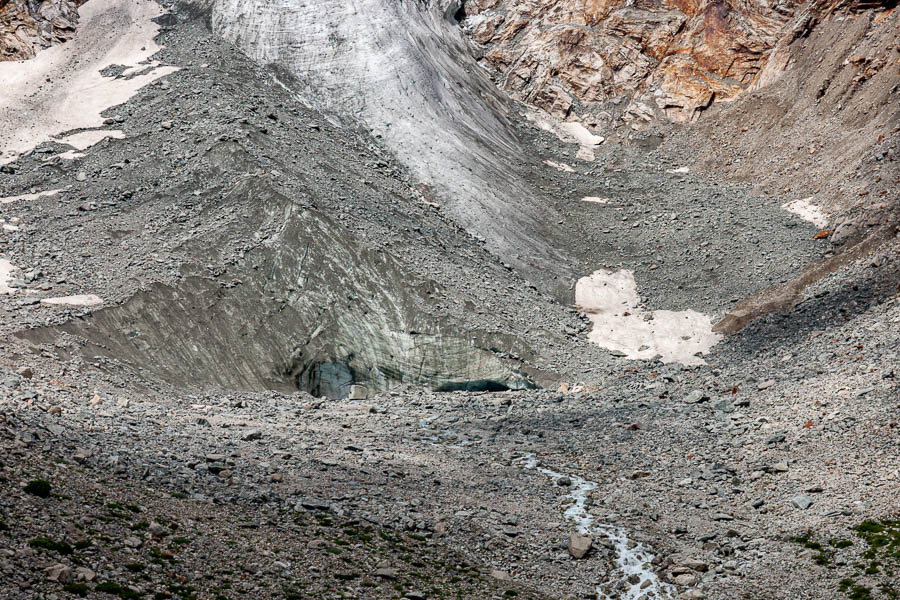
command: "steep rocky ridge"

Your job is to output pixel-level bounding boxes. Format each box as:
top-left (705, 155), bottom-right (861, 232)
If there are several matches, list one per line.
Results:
top-left (463, 0), bottom-right (898, 131)
top-left (460, 0), bottom-right (899, 331)
top-left (660, 3), bottom-right (900, 330)
top-left (664, 2), bottom-right (899, 218)
top-left (464, 0), bottom-right (800, 124)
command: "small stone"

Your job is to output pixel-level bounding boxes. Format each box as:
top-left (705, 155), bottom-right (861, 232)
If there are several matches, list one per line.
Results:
top-left (44, 564), bottom-right (73, 583)
top-left (16, 366), bottom-right (33, 379)
top-left (757, 380), bottom-right (776, 390)
top-left (767, 432), bottom-right (787, 444)
top-left (674, 573), bottom-right (697, 586)
top-left (90, 394), bottom-right (102, 406)
top-left (298, 498), bottom-right (330, 511)
top-left (568, 533), bottom-right (592, 559)
top-left (206, 462), bottom-right (227, 475)
top-left (375, 567), bottom-right (397, 580)
top-left (557, 476), bottom-right (572, 487)
top-left (712, 513), bottom-right (733, 521)
top-left (348, 384), bottom-right (368, 400)
top-left (404, 592), bottom-right (427, 600)
top-left (148, 522), bottom-right (168, 538)
top-left (489, 569), bottom-right (511, 581)
top-left (791, 494), bottom-right (814, 510)
top-left (75, 171), bottom-right (87, 181)
top-left (682, 559), bottom-right (708, 572)
top-left (48, 405), bottom-right (62, 416)
top-left (74, 567), bottom-right (95, 582)
top-left (242, 429), bottom-right (261, 441)
top-left (713, 399), bottom-right (734, 413)
top-left (124, 536), bottom-right (142, 548)
top-left (684, 390), bottom-right (709, 404)
top-left (161, 120), bottom-right (173, 130)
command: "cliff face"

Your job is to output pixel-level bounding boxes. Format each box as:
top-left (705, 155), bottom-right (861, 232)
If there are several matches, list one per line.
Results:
top-left (0, 0), bottom-right (84, 61)
top-left (464, 0), bottom-right (897, 127)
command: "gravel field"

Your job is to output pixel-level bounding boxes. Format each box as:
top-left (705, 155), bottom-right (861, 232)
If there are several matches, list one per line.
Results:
top-left (0, 2), bottom-right (897, 600)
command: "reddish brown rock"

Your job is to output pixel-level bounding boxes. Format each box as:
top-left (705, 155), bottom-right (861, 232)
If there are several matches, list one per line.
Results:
top-left (0, 0), bottom-right (85, 61)
top-left (467, 0), bottom-right (897, 128)
top-left (465, 0), bottom-right (801, 124)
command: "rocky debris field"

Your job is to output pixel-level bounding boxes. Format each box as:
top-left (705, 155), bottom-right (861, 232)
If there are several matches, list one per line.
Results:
top-left (0, 246), bottom-right (898, 599)
top-left (1, 430), bottom-right (550, 600)
top-left (0, 1), bottom-right (898, 600)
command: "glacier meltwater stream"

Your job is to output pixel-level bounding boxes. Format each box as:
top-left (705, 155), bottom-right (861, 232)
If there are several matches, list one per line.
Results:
top-left (514, 453), bottom-right (676, 600)
top-left (417, 415), bottom-right (674, 599)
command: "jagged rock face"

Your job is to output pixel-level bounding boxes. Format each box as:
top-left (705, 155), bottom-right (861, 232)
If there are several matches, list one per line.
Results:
top-left (464, 0), bottom-right (800, 123)
top-left (464, 0), bottom-right (897, 126)
top-left (0, 0), bottom-right (84, 61)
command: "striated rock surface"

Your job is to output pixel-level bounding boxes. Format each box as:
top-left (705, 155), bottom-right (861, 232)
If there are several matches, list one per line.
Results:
top-left (0, 0), bottom-right (85, 61)
top-left (462, 0), bottom-right (897, 127)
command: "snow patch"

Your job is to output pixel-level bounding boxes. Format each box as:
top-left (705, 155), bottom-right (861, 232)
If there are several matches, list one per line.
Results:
top-left (1, 189), bottom-right (62, 204)
top-left (0, 0), bottom-right (178, 164)
top-left (527, 111), bottom-right (604, 161)
top-left (56, 151), bottom-right (86, 161)
top-left (0, 259), bottom-right (19, 295)
top-left (575, 269), bottom-right (720, 365)
top-left (41, 294), bottom-right (104, 307)
top-left (55, 130), bottom-right (125, 151)
top-left (782, 197), bottom-right (828, 228)
top-left (545, 160), bottom-right (575, 173)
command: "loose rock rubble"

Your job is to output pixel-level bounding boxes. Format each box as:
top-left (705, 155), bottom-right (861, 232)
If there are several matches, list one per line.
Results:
top-left (0, 1), bottom-right (897, 600)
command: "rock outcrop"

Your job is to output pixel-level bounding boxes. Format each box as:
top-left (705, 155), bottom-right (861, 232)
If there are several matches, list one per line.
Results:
top-left (463, 0), bottom-right (897, 127)
top-left (0, 0), bottom-right (84, 61)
